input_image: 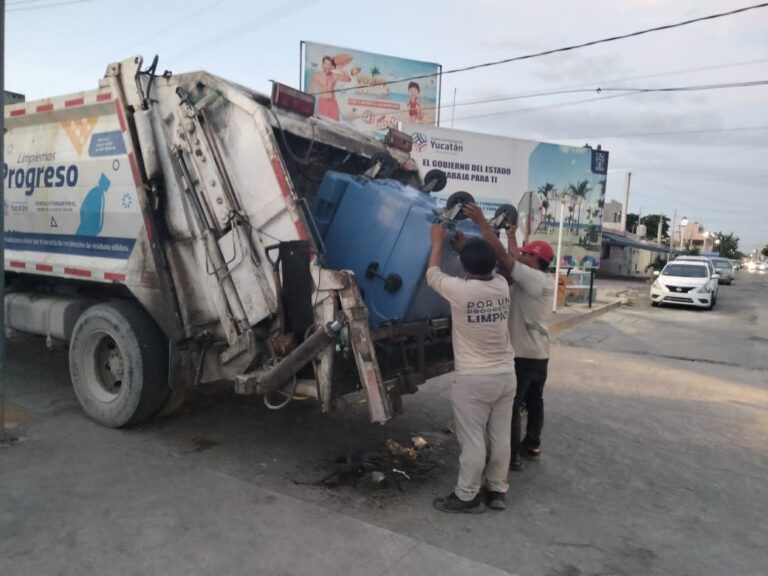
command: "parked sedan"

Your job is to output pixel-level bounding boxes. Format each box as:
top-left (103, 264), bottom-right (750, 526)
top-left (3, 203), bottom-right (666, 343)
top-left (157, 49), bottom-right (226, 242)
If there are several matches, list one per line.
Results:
top-left (711, 257), bottom-right (735, 284)
top-left (651, 261), bottom-right (719, 310)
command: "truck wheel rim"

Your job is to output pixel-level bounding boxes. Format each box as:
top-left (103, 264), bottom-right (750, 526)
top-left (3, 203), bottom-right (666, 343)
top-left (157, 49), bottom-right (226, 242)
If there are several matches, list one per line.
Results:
top-left (82, 331), bottom-right (125, 403)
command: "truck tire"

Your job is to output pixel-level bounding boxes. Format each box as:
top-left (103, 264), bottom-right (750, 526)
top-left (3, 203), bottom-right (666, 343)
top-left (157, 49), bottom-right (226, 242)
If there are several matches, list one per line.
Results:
top-left (69, 301), bottom-right (169, 428)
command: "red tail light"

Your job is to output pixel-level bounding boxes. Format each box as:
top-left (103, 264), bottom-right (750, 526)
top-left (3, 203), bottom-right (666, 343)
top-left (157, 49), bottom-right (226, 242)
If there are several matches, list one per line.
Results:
top-left (271, 82), bottom-right (315, 117)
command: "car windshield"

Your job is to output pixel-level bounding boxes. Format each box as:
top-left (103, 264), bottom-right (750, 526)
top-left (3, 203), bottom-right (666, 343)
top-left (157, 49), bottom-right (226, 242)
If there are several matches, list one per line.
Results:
top-left (662, 264), bottom-right (708, 278)
top-left (714, 261), bottom-right (731, 269)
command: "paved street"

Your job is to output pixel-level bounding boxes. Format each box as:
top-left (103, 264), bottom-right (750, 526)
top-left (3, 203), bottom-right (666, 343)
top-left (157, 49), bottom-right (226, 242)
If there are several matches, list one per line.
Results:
top-left (2, 272), bottom-right (767, 576)
top-left (559, 271), bottom-right (768, 370)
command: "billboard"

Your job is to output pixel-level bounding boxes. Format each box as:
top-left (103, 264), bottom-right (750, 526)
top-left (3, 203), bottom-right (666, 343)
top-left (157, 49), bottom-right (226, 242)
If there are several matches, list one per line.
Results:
top-left (301, 41), bottom-right (440, 138)
top-left (405, 124), bottom-right (609, 268)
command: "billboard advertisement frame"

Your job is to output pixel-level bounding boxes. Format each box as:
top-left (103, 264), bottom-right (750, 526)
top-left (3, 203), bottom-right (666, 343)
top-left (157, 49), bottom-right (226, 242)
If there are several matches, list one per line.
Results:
top-left (300, 41), bottom-right (442, 137)
top-left (404, 124), bottom-right (609, 270)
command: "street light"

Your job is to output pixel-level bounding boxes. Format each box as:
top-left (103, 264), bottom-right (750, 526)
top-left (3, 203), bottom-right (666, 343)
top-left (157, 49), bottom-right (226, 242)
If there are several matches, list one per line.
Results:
top-left (679, 216), bottom-right (689, 251)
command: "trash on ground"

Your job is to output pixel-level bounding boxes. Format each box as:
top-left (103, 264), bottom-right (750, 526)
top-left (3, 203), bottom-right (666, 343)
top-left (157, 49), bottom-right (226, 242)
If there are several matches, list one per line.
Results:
top-left (412, 436), bottom-right (429, 450)
top-left (385, 439), bottom-right (417, 461)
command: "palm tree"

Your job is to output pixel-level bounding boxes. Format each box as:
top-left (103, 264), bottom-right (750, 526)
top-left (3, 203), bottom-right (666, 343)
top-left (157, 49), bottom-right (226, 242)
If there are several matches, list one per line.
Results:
top-left (536, 183), bottom-right (556, 233)
top-left (567, 180), bottom-right (591, 234)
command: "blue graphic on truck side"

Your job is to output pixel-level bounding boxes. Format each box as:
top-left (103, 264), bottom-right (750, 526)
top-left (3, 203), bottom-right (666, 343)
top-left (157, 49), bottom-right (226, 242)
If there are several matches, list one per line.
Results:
top-left (76, 173), bottom-right (110, 236)
top-left (88, 131), bottom-right (127, 157)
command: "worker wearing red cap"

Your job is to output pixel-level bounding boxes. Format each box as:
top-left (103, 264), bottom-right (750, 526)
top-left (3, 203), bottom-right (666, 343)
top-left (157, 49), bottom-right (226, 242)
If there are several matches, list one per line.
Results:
top-left (464, 204), bottom-right (554, 470)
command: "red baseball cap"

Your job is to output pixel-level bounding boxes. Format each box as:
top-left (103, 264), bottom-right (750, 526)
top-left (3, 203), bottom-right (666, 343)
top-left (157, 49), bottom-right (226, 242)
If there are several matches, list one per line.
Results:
top-left (518, 240), bottom-right (554, 264)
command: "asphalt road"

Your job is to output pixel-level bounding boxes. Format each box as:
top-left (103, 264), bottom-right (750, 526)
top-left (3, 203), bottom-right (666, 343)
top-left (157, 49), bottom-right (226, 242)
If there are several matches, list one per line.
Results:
top-left (557, 270), bottom-right (768, 370)
top-left (2, 271), bottom-right (767, 576)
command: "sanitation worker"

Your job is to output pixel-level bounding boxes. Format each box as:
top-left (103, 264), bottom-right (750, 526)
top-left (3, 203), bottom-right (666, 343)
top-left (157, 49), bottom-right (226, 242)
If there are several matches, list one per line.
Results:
top-left (426, 223), bottom-right (516, 513)
top-left (464, 204), bottom-right (554, 471)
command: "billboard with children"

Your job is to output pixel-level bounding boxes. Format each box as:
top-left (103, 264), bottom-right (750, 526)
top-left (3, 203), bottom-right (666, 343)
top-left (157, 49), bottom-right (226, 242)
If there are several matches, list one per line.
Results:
top-left (405, 124), bottom-right (609, 269)
top-left (301, 41), bottom-right (441, 139)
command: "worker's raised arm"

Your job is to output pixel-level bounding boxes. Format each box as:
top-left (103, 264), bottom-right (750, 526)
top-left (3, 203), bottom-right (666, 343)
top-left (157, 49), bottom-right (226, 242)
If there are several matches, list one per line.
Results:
top-left (428, 223), bottom-right (447, 270)
top-left (506, 224), bottom-right (518, 255)
top-left (463, 204), bottom-right (516, 273)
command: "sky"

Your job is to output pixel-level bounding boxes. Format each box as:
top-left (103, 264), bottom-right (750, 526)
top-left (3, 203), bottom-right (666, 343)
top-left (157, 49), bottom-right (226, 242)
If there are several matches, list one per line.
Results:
top-left (5, 0), bottom-right (768, 252)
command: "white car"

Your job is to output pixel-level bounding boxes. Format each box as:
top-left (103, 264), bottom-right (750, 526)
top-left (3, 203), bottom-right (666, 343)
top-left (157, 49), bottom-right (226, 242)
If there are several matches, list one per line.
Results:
top-left (651, 261), bottom-right (720, 310)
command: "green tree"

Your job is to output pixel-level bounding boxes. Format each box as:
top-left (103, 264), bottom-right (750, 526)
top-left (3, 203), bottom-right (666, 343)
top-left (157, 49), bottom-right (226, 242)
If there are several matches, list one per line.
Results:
top-left (762, 245), bottom-right (768, 258)
top-left (639, 215), bottom-right (671, 240)
top-left (713, 232), bottom-right (740, 259)
top-left (626, 213), bottom-right (639, 233)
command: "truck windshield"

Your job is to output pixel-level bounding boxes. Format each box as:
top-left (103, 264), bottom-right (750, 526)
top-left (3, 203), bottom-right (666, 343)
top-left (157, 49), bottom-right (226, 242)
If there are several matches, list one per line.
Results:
top-left (662, 265), bottom-right (708, 278)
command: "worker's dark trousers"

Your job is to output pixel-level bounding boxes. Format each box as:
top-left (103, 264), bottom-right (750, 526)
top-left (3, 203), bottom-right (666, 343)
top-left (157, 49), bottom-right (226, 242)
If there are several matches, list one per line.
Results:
top-left (512, 357), bottom-right (549, 458)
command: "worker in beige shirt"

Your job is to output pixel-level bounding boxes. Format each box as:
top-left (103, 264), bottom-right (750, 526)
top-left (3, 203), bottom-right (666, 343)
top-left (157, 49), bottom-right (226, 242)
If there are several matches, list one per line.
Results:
top-left (465, 204), bottom-right (554, 470)
top-left (426, 223), bottom-right (516, 514)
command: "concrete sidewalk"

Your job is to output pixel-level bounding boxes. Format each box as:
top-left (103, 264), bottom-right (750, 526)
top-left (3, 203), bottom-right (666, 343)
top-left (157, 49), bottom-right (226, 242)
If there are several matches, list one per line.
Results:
top-left (0, 411), bottom-right (513, 576)
top-left (546, 275), bottom-right (645, 336)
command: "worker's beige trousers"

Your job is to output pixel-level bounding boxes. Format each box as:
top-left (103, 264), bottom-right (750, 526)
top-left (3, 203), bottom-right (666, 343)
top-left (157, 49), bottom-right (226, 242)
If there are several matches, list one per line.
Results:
top-left (451, 373), bottom-right (516, 501)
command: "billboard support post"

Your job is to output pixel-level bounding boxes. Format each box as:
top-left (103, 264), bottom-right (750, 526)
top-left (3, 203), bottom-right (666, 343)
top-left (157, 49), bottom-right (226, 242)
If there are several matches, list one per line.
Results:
top-left (552, 202), bottom-right (566, 313)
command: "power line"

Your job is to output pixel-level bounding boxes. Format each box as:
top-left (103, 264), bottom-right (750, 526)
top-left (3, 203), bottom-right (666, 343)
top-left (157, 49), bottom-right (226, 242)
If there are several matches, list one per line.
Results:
top-left (454, 92), bottom-right (636, 122)
top-left (164, 0), bottom-right (318, 62)
top-left (452, 80), bottom-right (768, 122)
top-left (7, 0), bottom-right (66, 5)
top-left (632, 173), bottom-right (765, 210)
top-left (118, 0), bottom-right (229, 57)
top-left (317, 2), bottom-right (768, 95)
top-left (549, 125), bottom-right (768, 140)
top-left (7, 0), bottom-right (91, 11)
top-left (445, 57), bottom-right (768, 113)
top-left (351, 78), bottom-right (768, 124)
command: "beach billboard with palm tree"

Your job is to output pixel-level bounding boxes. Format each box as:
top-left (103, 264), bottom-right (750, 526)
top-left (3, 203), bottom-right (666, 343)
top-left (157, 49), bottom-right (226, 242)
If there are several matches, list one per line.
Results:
top-left (405, 124), bottom-right (608, 268)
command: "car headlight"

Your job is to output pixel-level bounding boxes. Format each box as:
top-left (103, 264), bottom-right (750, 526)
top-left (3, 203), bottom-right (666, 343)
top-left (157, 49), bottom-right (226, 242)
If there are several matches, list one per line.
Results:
top-left (695, 284), bottom-right (711, 294)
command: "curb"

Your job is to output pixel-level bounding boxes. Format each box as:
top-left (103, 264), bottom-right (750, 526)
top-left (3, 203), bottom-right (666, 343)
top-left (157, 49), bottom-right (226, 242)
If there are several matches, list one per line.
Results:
top-left (548, 300), bottom-right (623, 337)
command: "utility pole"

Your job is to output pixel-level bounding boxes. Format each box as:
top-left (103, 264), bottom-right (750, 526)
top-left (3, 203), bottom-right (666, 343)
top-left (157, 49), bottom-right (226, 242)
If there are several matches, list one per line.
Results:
top-left (552, 200), bottom-right (566, 313)
top-left (620, 171), bottom-right (631, 233)
top-left (671, 209), bottom-right (677, 253)
top-left (450, 87), bottom-right (457, 128)
top-left (656, 214), bottom-right (663, 246)
top-left (679, 216), bottom-right (689, 251)
top-left (1, 0), bottom-right (9, 441)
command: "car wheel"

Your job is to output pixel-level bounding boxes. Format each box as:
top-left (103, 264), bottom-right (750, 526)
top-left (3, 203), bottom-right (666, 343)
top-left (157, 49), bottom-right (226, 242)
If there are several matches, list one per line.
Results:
top-left (651, 301), bottom-right (660, 307)
top-left (69, 301), bottom-right (169, 428)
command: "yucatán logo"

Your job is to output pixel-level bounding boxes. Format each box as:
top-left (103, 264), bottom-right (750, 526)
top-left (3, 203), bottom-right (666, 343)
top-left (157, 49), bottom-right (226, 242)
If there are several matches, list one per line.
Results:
top-left (3, 163), bottom-right (79, 196)
top-left (412, 132), bottom-right (428, 152)
top-left (591, 149), bottom-right (609, 174)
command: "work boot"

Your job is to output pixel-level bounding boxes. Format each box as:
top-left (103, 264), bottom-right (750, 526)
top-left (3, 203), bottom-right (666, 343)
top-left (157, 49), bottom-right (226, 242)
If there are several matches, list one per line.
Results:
top-left (433, 492), bottom-right (486, 514)
top-left (486, 491), bottom-right (507, 511)
top-left (522, 438), bottom-right (541, 458)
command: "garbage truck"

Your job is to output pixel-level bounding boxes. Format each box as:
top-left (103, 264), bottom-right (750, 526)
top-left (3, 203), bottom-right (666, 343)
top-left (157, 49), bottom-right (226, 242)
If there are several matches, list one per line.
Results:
top-left (3, 56), bottom-right (495, 428)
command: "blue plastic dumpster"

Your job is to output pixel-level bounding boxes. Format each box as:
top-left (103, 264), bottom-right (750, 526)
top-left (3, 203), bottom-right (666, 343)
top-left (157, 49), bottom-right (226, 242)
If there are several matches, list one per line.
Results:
top-left (311, 171), bottom-right (480, 327)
